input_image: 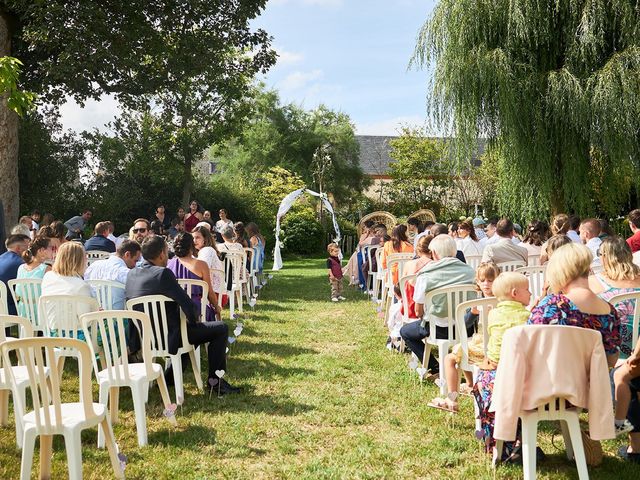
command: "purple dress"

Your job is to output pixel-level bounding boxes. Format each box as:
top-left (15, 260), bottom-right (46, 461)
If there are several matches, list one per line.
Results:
top-left (167, 257), bottom-right (215, 322)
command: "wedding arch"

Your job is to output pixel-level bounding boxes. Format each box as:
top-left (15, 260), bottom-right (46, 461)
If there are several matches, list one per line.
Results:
top-left (272, 188), bottom-right (341, 271)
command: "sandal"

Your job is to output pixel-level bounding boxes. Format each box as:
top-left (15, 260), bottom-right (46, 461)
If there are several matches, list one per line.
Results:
top-left (427, 396), bottom-right (458, 413)
top-left (459, 384), bottom-right (473, 397)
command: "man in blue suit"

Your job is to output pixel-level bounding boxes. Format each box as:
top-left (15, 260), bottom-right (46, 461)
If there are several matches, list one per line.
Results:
top-left (84, 221), bottom-right (116, 253)
top-left (0, 234), bottom-right (30, 315)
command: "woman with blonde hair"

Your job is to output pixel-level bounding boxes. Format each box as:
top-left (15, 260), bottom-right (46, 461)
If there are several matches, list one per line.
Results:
top-left (529, 243), bottom-right (621, 367)
top-left (40, 242), bottom-right (96, 334)
top-left (589, 236), bottom-right (640, 359)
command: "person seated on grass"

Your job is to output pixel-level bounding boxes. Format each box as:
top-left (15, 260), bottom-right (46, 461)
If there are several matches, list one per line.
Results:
top-left (472, 272), bottom-right (531, 454)
top-left (427, 262), bottom-right (500, 412)
top-left (399, 235), bottom-right (475, 375)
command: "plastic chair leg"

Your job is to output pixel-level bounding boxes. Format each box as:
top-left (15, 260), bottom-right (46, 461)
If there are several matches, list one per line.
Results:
top-left (559, 420), bottom-right (574, 460)
top-left (15, 385), bottom-right (27, 448)
top-left (438, 343), bottom-right (449, 396)
top-left (97, 382), bottom-right (109, 448)
top-left (229, 291), bottom-right (235, 319)
top-left (131, 384), bottom-right (148, 446)
top-left (39, 434), bottom-right (53, 479)
top-left (110, 386), bottom-right (120, 424)
top-left (188, 349), bottom-right (203, 391)
top-left (237, 290), bottom-right (243, 312)
top-left (63, 429), bottom-right (83, 480)
top-left (156, 373), bottom-right (173, 408)
top-left (521, 416), bottom-right (538, 480)
top-left (172, 355), bottom-right (184, 405)
top-left (100, 417), bottom-right (125, 479)
top-left (565, 416), bottom-right (589, 480)
top-left (20, 428), bottom-right (37, 480)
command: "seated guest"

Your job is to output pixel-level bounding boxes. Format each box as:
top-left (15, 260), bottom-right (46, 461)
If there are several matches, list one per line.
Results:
top-left (579, 218), bottom-right (603, 260)
top-left (131, 218), bottom-right (152, 244)
top-left (218, 226), bottom-right (244, 254)
top-left (471, 272), bottom-right (533, 454)
top-left (125, 236), bottom-right (239, 394)
top-left (184, 200), bottom-right (203, 233)
top-left (381, 225), bottom-right (414, 286)
top-left (153, 204), bottom-right (172, 235)
top-left (150, 220), bottom-right (163, 236)
top-left (481, 219), bottom-right (528, 266)
top-left (246, 222), bottom-right (266, 273)
top-left (456, 220), bottom-right (483, 257)
top-left (215, 208), bottom-right (234, 233)
top-left (168, 218), bottom-right (185, 239)
top-left (588, 237), bottom-right (640, 359)
top-left (193, 226), bottom-right (225, 298)
top-left (0, 234), bottom-right (30, 315)
top-left (41, 242), bottom-right (97, 336)
top-left (106, 221), bottom-right (123, 249)
top-left (407, 218), bottom-right (424, 249)
top-left (84, 221), bottom-right (116, 253)
top-left (430, 224), bottom-right (466, 263)
top-left (15, 236), bottom-right (53, 322)
top-left (540, 234), bottom-right (572, 265)
top-left (399, 235), bottom-right (475, 374)
top-left (84, 240), bottom-right (142, 309)
top-left (484, 218), bottom-right (499, 245)
top-left (529, 242), bottom-right (620, 368)
top-left (167, 232), bottom-right (221, 322)
top-left (627, 209), bottom-right (640, 253)
top-left (64, 208), bottom-right (92, 240)
top-left (234, 222), bottom-right (250, 249)
top-left (202, 210), bottom-right (215, 228)
top-left (567, 214), bottom-right (582, 243)
top-left (343, 221), bottom-right (375, 286)
top-left (520, 220), bottom-right (549, 259)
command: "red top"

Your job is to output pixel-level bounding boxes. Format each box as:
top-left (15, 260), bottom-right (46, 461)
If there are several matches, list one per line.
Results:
top-left (399, 282), bottom-right (418, 319)
top-left (184, 213), bottom-right (200, 233)
top-left (627, 231), bottom-right (640, 253)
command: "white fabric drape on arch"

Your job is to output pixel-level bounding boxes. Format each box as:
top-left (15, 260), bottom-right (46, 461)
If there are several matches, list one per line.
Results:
top-left (272, 188), bottom-right (341, 271)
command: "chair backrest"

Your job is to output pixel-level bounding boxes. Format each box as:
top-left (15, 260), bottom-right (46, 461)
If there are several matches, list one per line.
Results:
top-left (86, 279), bottom-right (126, 310)
top-left (177, 278), bottom-right (208, 321)
top-left (465, 255), bottom-right (482, 271)
top-left (8, 278), bottom-right (43, 329)
top-left (0, 315), bottom-right (34, 386)
top-left (81, 310), bottom-right (155, 383)
top-left (375, 248), bottom-right (384, 275)
top-left (399, 274), bottom-right (418, 323)
top-left (514, 265), bottom-right (547, 301)
top-left (386, 253), bottom-right (415, 284)
top-left (528, 254), bottom-right (541, 266)
top-left (454, 297), bottom-right (497, 371)
top-left (1, 337), bottom-right (97, 433)
top-left (38, 294), bottom-right (100, 341)
top-left (497, 261), bottom-right (526, 272)
top-left (423, 284), bottom-right (480, 341)
top-left (0, 280), bottom-right (7, 315)
top-left (86, 251), bottom-right (111, 265)
top-left (366, 247), bottom-right (376, 273)
top-left (608, 291), bottom-right (640, 354)
top-left (244, 247), bottom-right (258, 276)
top-left (126, 295), bottom-right (174, 358)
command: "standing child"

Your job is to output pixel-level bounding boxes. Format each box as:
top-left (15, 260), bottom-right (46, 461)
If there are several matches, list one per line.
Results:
top-left (327, 243), bottom-right (345, 302)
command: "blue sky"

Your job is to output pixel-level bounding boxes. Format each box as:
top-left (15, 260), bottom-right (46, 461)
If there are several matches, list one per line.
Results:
top-left (60, 0), bottom-right (436, 136)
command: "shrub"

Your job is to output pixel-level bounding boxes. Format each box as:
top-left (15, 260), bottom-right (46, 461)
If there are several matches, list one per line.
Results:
top-left (281, 211), bottom-right (324, 255)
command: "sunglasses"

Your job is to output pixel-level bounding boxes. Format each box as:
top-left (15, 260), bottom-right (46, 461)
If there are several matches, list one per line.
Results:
top-left (133, 228), bottom-right (147, 234)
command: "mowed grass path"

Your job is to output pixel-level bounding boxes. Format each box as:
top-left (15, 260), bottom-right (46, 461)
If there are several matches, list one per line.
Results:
top-left (1, 257), bottom-right (639, 479)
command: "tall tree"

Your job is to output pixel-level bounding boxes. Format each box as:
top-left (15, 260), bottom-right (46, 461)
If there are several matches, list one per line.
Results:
top-left (412, 0), bottom-right (640, 219)
top-left (1, 0), bottom-right (274, 231)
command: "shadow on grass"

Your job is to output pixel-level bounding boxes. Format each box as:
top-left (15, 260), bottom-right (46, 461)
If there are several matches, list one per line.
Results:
top-left (236, 340), bottom-right (317, 357)
top-left (147, 424), bottom-right (217, 447)
top-left (232, 357), bottom-right (315, 379)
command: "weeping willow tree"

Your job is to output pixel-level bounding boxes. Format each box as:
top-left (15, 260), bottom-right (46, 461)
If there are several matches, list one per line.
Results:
top-left (412, 0), bottom-right (640, 219)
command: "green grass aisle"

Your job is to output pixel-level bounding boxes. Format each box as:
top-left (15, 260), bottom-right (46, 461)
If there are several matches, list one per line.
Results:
top-left (0, 258), bottom-right (637, 479)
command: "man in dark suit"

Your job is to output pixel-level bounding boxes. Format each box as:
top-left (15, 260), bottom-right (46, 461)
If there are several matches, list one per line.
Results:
top-left (125, 236), bottom-right (239, 395)
top-left (84, 221), bottom-right (116, 253)
top-left (0, 234), bottom-right (30, 315)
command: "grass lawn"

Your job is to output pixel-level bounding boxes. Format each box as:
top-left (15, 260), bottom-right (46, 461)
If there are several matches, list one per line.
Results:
top-left (1, 257), bottom-right (639, 479)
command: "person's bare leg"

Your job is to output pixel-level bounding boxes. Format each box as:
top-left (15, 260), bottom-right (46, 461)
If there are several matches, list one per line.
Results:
top-left (615, 365), bottom-right (633, 421)
top-left (444, 353), bottom-right (459, 393)
top-left (629, 432), bottom-right (640, 453)
top-left (462, 370), bottom-right (473, 385)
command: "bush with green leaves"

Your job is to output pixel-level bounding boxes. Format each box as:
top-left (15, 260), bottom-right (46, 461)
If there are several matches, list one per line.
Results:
top-left (280, 211), bottom-right (324, 255)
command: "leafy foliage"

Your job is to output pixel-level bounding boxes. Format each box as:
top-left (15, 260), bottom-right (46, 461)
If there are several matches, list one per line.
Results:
top-left (0, 56), bottom-right (35, 115)
top-left (280, 210), bottom-right (324, 255)
top-left (413, 0), bottom-right (640, 218)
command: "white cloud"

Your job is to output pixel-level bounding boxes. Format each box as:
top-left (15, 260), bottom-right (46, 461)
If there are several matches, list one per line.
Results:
top-left (279, 69), bottom-right (323, 90)
top-left (58, 94), bottom-right (121, 133)
top-left (276, 47), bottom-right (304, 66)
top-left (355, 115), bottom-right (426, 136)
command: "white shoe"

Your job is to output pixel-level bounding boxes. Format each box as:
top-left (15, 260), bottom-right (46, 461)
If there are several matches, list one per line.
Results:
top-left (331, 297), bottom-right (339, 303)
top-left (338, 296), bottom-right (346, 301)
top-left (615, 419), bottom-right (634, 436)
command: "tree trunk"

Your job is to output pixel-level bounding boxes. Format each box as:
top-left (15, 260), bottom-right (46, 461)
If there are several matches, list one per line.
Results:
top-left (181, 154), bottom-right (192, 207)
top-left (0, 12), bottom-right (19, 235)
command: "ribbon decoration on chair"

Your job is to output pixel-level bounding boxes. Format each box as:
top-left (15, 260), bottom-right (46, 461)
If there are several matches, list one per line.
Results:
top-left (272, 188), bottom-right (342, 271)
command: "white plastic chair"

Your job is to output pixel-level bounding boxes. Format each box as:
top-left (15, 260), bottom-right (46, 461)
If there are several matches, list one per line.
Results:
top-left (38, 294), bottom-right (100, 375)
top-left (372, 248), bottom-right (385, 301)
top-left (177, 278), bottom-right (209, 374)
top-left (496, 261), bottom-right (526, 272)
top-left (382, 253), bottom-right (415, 326)
top-left (396, 274), bottom-right (418, 352)
top-left (126, 295), bottom-right (203, 405)
top-left (81, 310), bottom-right (176, 447)
top-left (223, 251), bottom-right (245, 318)
top-left (421, 284), bottom-right (479, 394)
top-left (514, 265), bottom-right (547, 305)
top-left (86, 251), bottom-right (111, 265)
top-left (528, 254), bottom-right (541, 266)
top-left (465, 254), bottom-right (482, 270)
top-left (0, 280), bottom-right (8, 315)
top-left (609, 291), bottom-right (640, 354)
top-left (8, 278), bottom-right (44, 333)
top-left (87, 279), bottom-right (126, 310)
top-left (0, 315), bottom-right (44, 447)
top-left (1, 337), bottom-right (124, 480)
